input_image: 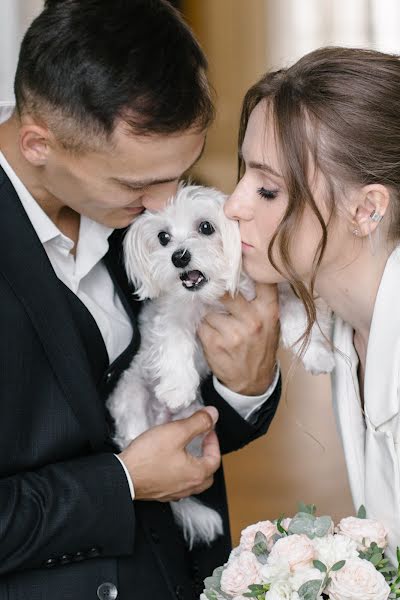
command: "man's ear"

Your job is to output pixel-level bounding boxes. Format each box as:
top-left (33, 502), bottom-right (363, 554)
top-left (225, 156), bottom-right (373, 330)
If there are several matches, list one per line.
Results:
top-left (19, 120), bottom-right (54, 167)
top-left (352, 184), bottom-right (390, 237)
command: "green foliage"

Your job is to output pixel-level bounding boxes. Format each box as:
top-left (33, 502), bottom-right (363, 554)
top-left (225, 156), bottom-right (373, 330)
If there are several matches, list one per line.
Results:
top-left (356, 505), bottom-right (367, 519)
top-left (288, 512), bottom-right (333, 539)
top-left (359, 542), bottom-right (396, 582)
top-left (313, 560), bottom-right (327, 573)
top-left (243, 583), bottom-right (270, 599)
top-left (298, 579), bottom-right (323, 600)
top-left (331, 560), bottom-right (346, 572)
top-left (276, 514), bottom-right (288, 536)
top-left (252, 531), bottom-right (270, 565)
top-left (298, 502), bottom-right (317, 516)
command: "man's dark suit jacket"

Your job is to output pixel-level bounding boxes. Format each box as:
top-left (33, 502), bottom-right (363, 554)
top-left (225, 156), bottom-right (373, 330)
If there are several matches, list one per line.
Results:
top-left (0, 165), bottom-right (280, 600)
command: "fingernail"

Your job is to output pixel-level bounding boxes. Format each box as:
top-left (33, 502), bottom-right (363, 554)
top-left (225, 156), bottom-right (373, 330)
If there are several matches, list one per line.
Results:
top-left (203, 406), bottom-right (219, 425)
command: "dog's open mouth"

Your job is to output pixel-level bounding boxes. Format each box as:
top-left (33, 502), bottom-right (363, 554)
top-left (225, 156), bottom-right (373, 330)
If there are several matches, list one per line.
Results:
top-left (179, 270), bottom-right (208, 291)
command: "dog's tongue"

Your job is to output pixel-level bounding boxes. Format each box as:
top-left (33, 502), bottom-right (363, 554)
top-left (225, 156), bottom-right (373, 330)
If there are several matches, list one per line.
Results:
top-left (187, 270), bottom-right (202, 282)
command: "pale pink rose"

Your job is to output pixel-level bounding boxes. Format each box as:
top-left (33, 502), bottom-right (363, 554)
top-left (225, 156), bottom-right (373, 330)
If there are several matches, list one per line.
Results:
top-left (240, 520), bottom-right (278, 551)
top-left (327, 557), bottom-right (390, 600)
top-left (220, 550), bottom-right (262, 596)
top-left (336, 516), bottom-right (388, 551)
top-left (268, 534), bottom-right (315, 572)
top-left (281, 518), bottom-right (292, 532)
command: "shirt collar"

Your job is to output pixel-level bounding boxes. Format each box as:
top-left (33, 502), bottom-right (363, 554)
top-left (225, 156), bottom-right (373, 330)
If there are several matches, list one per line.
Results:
top-left (0, 103), bottom-right (115, 271)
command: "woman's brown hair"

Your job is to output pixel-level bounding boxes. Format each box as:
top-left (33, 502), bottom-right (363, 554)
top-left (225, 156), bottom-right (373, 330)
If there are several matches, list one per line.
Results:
top-left (239, 46), bottom-right (400, 345)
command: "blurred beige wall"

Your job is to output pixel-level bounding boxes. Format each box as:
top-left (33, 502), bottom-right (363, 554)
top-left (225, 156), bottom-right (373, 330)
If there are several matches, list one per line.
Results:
top-left (182, 0), bottom-right (354, 545)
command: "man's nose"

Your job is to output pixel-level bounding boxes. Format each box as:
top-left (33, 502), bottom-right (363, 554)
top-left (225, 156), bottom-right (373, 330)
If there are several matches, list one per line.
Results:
top-left (142, 182), bottom-right (179, 211)
top-left (171, 248), bottom-right (191, 268)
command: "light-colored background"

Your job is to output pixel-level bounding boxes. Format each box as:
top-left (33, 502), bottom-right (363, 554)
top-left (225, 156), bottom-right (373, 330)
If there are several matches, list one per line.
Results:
top-left (1, 0), bottom-right (399, 544)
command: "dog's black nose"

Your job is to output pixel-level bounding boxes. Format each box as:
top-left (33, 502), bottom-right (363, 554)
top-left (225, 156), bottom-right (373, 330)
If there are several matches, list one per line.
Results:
top-left (171, 248), bottom-right (191, 268)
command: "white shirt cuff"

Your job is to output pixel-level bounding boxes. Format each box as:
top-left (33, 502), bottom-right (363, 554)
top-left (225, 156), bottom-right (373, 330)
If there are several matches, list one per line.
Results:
top-left (114, 453), bottom-right (135, 500)
top-left (212, 362), bottom-right (280, 421)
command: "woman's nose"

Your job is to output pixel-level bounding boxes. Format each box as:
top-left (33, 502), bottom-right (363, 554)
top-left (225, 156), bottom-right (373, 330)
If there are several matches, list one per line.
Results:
top-left (224, 189), bottom-right (252, 221)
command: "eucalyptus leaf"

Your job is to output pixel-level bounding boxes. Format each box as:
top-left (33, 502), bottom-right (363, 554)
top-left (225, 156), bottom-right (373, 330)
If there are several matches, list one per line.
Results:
top-left (357, 505), bottom-right (367, 519)
top-left (331, 560), bottom-right (346, 571)
top-left (298, 502), bottom-right (317, 515)
top-left (288, 513), bottom-right (333, 539)
top-left (313, 560), bottom-right (327, 573)
top-left (298, 579), bottom-right (322, 600)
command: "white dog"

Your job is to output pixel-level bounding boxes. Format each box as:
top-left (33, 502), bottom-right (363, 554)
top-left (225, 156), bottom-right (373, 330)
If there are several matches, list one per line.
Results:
top-left (107, 184), bottom-right (334, 548)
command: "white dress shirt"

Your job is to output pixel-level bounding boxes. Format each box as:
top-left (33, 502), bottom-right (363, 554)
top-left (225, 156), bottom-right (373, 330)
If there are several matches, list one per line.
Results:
top-left (0, 101), bottom-right (279, 501)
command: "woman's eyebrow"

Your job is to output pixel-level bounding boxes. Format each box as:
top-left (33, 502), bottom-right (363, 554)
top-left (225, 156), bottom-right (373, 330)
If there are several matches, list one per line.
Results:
top-left (239, 149), bottom-right (282, 179)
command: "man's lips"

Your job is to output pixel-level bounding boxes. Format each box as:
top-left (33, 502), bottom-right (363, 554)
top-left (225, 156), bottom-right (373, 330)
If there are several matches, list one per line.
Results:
top-left (124, 206), bottom-right (145, 214)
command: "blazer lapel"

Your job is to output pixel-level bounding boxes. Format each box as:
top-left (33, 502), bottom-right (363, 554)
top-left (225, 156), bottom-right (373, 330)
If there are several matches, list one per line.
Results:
top-left (364, 246), bottom-right (400, 429)
top-left (0, 167), bottom-right (108, 450)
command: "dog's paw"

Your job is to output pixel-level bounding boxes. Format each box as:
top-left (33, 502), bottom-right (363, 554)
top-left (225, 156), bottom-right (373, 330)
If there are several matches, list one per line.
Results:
top-left (302, 343), bottom-right (335, 374)
top-left (154, 384), bottom-right (197, 413)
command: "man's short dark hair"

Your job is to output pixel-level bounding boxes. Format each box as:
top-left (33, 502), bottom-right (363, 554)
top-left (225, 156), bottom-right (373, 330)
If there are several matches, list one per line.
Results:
top-left (14, 0), bottom-right (214, 152)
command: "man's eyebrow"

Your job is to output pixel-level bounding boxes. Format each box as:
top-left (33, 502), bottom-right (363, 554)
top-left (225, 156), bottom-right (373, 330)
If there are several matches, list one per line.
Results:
top-left (238, 148), bottom-right (282, 179)
top-left (112, 141), bottom-right (206, 188)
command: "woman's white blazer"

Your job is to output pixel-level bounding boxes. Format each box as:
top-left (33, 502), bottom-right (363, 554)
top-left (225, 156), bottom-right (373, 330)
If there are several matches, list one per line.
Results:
top-left (332, 246), bottom-right (400, 564)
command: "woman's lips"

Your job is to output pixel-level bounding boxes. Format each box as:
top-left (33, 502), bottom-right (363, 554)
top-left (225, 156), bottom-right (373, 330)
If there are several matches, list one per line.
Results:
top-left (241, 241), bottom-right (253, 250)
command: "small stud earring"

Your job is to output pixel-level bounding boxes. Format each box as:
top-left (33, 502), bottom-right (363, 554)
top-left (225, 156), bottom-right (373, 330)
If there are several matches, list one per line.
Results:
top-left (370, 210), bottom-right (383, 223)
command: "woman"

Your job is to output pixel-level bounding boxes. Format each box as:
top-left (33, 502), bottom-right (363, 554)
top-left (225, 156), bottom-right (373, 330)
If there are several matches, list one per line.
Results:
top-left (225, 46), bottom-right (400, 563)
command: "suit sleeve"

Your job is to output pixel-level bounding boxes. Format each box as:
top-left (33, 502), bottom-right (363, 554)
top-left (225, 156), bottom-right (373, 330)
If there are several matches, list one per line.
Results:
top-left (0, 452), bottom-right (135, 576)
top-left (200, 373), bottom-right (281, 455)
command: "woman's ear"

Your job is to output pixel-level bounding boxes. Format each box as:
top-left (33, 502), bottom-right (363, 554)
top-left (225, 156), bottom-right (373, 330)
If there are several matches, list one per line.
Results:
top-left (352, 184), bottom-right (390, 237)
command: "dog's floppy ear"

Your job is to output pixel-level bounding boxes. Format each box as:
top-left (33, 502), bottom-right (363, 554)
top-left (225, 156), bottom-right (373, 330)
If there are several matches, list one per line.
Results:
top-left (123, 214), bottom-right (161, 300)
top-left (218, 202), bottom-right (242, 295)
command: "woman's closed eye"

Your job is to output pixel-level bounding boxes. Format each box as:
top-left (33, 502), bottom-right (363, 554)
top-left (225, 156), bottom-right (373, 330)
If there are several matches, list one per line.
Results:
top-left (257, 187), bottom-right (279, 200)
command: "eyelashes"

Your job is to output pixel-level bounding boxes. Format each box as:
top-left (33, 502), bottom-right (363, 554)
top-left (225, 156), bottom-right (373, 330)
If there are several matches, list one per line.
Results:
top-left (257, 187), bottom-right (279, 200)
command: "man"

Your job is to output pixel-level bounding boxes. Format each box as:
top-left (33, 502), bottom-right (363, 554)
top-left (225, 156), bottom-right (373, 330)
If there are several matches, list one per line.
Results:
top-left (0, 1), bottom-right (280, 599)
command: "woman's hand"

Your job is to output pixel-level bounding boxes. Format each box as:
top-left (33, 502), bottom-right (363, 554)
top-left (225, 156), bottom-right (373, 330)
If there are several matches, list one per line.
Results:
top-left (197, 283), bottom-right (280, 396)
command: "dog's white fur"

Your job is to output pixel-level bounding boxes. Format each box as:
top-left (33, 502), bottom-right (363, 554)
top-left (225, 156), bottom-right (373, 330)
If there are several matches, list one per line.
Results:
top-left (107, 184), bottom-right (334, 548)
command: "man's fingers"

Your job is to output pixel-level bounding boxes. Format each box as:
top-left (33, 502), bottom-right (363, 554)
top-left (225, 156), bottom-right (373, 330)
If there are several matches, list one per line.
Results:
top-left (218, 291), bottom-right (250, 317)
top-left (200, 429), bottom-right (221, 473)
top-left (178, 407), bottom-right (219, 446)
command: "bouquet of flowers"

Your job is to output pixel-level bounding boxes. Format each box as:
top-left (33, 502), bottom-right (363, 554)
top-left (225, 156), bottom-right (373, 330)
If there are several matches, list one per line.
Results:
top-left (201, 504), bottom-right (400, 600)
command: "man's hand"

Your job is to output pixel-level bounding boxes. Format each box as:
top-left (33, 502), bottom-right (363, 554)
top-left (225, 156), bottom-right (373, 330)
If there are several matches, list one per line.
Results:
top-left (197, 283), bottom-right (280, 396)
top-left (119, 407), bottom-right (220, 501)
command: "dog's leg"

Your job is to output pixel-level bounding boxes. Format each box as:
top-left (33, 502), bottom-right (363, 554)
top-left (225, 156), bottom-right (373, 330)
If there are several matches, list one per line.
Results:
top-left (106, 357), bottom-right (152, 450)
top-left (153, 329), bottom-right (200, 413)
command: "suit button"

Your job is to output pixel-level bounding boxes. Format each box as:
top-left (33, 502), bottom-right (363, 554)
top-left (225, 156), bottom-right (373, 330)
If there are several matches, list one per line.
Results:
top-left (106, 371), bottom-right (114, 382)
top-left (150, 529), bottom-right (160, 543)
top-left (175, 584), bottom-right (184, 599)
top-left (73, 551), bottom-right (85, 562)
top-left (88, 546), bottom-right (101, 558)
top-left (44, 558), bottom-right (57, 568)
top-left (59, 554), bottom-right (71, 565)
top-left (97, 582), bottom-right (118, 600)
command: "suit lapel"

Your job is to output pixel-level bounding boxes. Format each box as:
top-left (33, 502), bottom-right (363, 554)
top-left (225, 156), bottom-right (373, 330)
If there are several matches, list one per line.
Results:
top-left (0, 167), bottom-right (108, 450)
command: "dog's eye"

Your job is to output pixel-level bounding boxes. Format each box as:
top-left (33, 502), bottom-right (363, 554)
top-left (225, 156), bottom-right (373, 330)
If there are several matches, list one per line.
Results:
top-left (158, 231), bottom-right (171, 246)
top-left (198, 221), bottom-right (215, 236)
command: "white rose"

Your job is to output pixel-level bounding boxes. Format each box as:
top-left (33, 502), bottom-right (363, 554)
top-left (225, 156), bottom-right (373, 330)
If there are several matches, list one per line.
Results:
top-left (265, 581), bottom-right (299, 599)
top-left (290, 567), bottom-right (323, 592)
top-left (268, 534), bottom-right (315, 572)
top-left (220, 550), bottom-right (262, 596)
top-left (336, 516), bottom-right (388, 551)
top-left (240, 520), bottom-right (278, 551)
top-left (327, 557), bottom-right (390, 600)
top-left (261, 560), bottom-right (291, 585)
top-left (312, 534), bottom-right (358, 569)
